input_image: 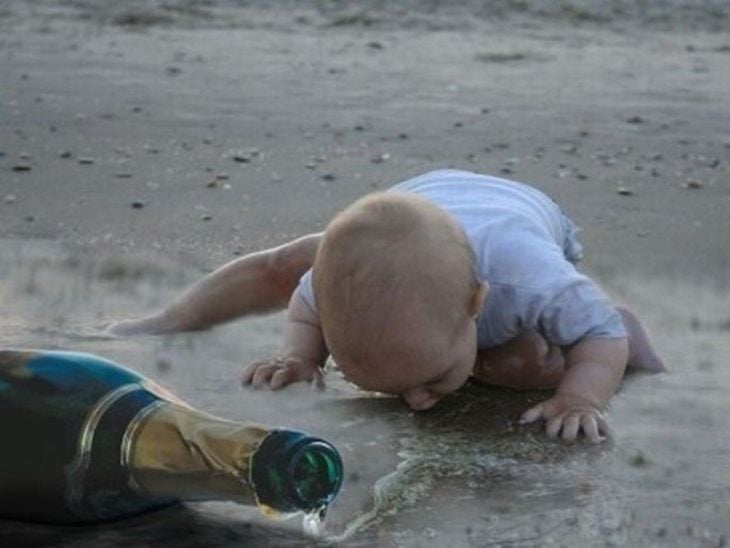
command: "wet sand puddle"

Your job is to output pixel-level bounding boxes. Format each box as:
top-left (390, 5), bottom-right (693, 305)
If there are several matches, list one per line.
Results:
top-left (1, 238), bottom-right (729, 547)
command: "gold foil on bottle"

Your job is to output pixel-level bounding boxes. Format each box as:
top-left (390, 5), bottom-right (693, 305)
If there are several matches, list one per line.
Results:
top-left (125, 402), bottom-right (270, 504)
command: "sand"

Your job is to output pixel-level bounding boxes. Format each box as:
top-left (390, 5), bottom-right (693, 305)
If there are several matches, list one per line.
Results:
top-left (1, 1), bottom-right (729, 546)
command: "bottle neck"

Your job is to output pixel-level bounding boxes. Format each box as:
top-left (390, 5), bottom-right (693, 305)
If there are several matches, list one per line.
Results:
top-left (126, 401), bottom-right (270, 504)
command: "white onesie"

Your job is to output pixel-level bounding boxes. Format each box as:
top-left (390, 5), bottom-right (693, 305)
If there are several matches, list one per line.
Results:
top-left (298, 169), bottom-right (626, 349)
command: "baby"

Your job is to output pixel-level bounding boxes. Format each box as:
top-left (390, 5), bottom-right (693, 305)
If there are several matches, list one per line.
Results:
top-left (112, 170), bottom-right (665, 443)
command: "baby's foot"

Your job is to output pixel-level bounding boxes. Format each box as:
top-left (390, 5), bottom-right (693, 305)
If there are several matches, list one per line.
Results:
top-left (617, 306), bottom-right (666, 373)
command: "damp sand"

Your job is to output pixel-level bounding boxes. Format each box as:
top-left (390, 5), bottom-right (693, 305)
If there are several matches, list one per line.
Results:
top-left (0, 237), bottom-right (728, 546)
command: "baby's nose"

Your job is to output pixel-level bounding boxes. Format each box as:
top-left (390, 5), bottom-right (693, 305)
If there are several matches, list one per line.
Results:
top-left (402, 388), bottom-right (443, 411)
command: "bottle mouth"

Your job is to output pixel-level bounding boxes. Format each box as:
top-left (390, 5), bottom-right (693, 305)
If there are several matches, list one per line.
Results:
top-left (287, 441), bottom-right (342, 511)
top-left (251, 430), bottom-right (343, 514)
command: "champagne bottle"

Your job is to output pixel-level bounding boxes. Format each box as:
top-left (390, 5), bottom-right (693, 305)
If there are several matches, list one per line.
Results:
top-left (0, 349), bottom-right (343, 524)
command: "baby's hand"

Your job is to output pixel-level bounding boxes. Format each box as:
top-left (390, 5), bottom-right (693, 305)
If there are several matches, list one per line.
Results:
top-left (242, 356), bottom-right (324, 390)
top-left (519, 393), bottom-right (608, 444)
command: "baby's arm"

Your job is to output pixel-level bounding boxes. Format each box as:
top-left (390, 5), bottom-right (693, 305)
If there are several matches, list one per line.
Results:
top-left (110, 234), bottom-right (321, 335)
top-left (519, 337), bottom-right (628, 443)
top-left (242, 286), bottom-right (329, 389)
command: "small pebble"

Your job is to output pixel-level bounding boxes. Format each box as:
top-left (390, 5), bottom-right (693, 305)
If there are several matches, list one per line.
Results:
top-left (371, 153), bottom-right (390, 164)
top-left (165, 66), bottom-right (182, 76)
top-left (232, 148), bottom-right (259, 163)
top-left (24, 215), bottom-right (36, 222)
top-left (59, 150), bottom-right (72, 159)
top-left (629, 451), bottom-right (652, 467)
top-left (684, 179), bottom-right (704, 189)
top-left (627, 115), bottom-right (644, 124)
top-left (201, 214), bottom-right (213, 221)
top-left (19, 152), bottom-right (31, 160)
top-left (321, 173), bottom-right (336, 182)
top-left (617, 187), bottom-right (634, 196)
top-left (4, 194), bottom-right (17, 204)
top-left (131, 200), bottom-right (145, 209)
top-left (367, 41), bottom-right (384, 50)
top-left (78, 157), bottom-right (95, 165)
top-left (206, 180), bottom-right (219, 188)
top-left (11, 164), bottom-right (31, 172)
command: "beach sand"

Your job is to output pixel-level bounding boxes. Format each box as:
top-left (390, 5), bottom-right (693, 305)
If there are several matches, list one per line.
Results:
top-left (1, 1), bottom-right (729, 546)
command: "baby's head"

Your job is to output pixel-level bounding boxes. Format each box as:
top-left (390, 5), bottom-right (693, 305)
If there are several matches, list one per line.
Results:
top-left (312, 191), bottom-right (487, 410)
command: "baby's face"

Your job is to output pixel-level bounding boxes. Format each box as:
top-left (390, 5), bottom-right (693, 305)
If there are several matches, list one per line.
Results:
top-left (337, 319), bottom-right (478, 411)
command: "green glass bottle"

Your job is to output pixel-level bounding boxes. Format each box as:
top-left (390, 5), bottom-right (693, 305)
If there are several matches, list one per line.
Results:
top-left (0, 349), bottom-right (343, 524)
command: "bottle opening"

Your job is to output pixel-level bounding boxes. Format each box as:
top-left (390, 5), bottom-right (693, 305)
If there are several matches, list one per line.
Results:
top-left (251, 430), bottom-right (343, 514)
top-left (289, 442), bottom-right (343, 509)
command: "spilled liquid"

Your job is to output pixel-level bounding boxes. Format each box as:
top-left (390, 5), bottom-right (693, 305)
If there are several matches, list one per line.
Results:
top-left (1, 238), bottom-right (729, 547)
top-left (301, 505), bottom-right (327, 538)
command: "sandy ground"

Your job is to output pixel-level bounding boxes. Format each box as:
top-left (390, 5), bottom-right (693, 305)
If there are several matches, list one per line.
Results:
top-left (1, 1), bottom-right (730, 546)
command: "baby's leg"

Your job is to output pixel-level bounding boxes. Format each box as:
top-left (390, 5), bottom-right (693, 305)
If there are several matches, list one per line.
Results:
top-left (110, 233), bottom-right (322, 335)
top-left (617, 306), bottom-right (666, 373)
top-left (473, 329), bottom-right (565, 390)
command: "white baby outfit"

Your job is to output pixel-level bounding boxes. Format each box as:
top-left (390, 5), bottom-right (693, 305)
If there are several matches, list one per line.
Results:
top-left (298, 169), bottom-right (626, 348)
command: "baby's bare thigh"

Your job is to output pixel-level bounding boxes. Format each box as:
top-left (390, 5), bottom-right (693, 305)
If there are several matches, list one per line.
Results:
top-left (474, 330), bottom-right (564, 390)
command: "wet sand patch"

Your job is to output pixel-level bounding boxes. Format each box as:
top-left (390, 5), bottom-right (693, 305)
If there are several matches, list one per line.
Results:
top-left (1, 239), bottom-right (728, 545)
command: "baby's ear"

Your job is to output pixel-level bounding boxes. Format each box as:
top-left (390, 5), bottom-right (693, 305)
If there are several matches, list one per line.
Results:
top-left (468, 281), bottom-right (488, 319)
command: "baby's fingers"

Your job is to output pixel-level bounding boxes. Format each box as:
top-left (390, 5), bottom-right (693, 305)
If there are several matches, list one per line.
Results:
top-left (519, 402), bottom-right (545, 425)
top-left (241, 361), bottom-right (265, 385)
top-left (545, 414), bottom-right (565, 438)
top-left (580, 414), bottom-right (608, 444)
top-left (560, 414), bottom-right (581, 441)
top-left (270, 367), bottom-right (294, 390)
top-left (250, 364), bottom-right (281, 388)
top-left (271, 363), bottom-right (325, 389)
